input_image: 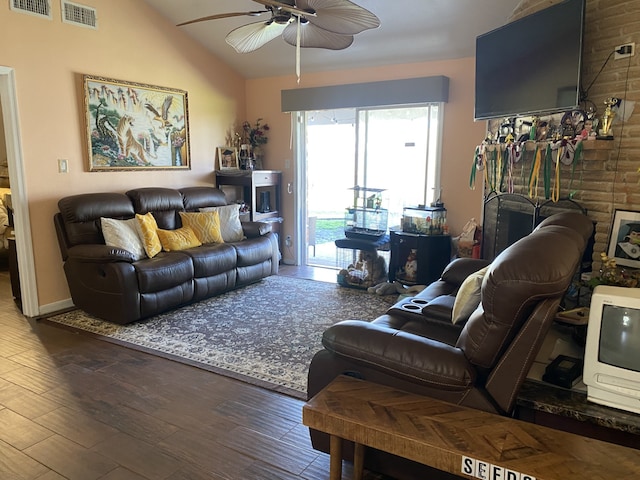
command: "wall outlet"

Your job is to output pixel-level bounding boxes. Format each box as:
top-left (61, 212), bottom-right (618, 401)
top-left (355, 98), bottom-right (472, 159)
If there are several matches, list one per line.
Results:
top-left (285, 235), bottom-right (292, 247)
top-left (615, 43), bottom-right (635, 60)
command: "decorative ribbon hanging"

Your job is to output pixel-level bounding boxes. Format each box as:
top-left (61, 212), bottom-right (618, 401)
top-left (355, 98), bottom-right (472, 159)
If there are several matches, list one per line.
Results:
top-left (496, 146), bottom-right (503, 191)
top-left (552, 144), bottom-right (562, 202)
top-left (543, 143), bottom-right (553, 200)
top-left (487, 148), bottom-right (497, 192)
top-left (528, 146), bottom-right (542, 199)
top-left (520, 143), bottom-right (529, 195)
top-left (505, 142), bottom-right (518, 193)
top-left (470, 145), bottom-right (482, 189)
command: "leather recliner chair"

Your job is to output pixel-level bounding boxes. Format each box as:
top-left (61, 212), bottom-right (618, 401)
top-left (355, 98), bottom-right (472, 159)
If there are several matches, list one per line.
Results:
top-left (307, 211), bottom-right (594, 480)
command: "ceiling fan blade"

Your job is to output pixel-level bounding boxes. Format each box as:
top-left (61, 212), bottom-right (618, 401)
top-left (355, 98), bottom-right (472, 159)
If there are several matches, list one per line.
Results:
top-left (226, 21), bottom-right (289, 53)
top-left (177, 11), bottom-right (266, 27)
top-left (282, 22), bottom-right (353, 50)
top-left (296, 0), bottom-right (380, 35)
top-left (252, 0), bottom-right (317, 18)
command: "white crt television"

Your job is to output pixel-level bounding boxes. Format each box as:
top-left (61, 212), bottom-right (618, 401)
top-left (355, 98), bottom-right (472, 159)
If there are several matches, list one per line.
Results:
top-left (583, 285), bottom-right (640, 414)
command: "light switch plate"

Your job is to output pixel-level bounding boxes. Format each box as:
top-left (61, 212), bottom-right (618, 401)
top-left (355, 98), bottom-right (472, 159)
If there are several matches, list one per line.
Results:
top-left (58, 158), bottom-right (68, 173)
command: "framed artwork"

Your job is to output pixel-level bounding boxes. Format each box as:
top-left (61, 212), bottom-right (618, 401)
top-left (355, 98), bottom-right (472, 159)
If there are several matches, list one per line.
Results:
top-left (217, 146), bottom-right (239, 170)
top-left (83, 75), bottom-right (190, 171)
top-left (607, 209), bottom-right (640, 268)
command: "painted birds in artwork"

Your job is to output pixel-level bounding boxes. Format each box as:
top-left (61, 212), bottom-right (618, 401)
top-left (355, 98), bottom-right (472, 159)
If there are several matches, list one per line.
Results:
top-left (145, 95), bottom-right (173, 129)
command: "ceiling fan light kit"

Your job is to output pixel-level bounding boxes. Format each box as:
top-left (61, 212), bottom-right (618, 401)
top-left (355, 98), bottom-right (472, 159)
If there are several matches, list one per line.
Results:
top-left (178, 0), bottom-right (380, 54)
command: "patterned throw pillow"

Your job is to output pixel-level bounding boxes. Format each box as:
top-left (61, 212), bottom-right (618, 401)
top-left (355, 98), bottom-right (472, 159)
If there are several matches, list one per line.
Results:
top-left (156, 226), bottom-right (202, 251)
top-left (179, 211), bottom-right (224, 244)
top-left (100, 217), bottom-right (147, 261)
top-left (199, 204), bottom-right (244, 242)
top-left (451, 266), bottom-right (490, 325)
top-left (135, 212), bottom-right (162, 258)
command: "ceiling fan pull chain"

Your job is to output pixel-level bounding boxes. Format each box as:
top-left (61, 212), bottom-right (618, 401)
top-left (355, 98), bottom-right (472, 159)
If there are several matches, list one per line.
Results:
top-left (296, 15), bottom-right (301, 84)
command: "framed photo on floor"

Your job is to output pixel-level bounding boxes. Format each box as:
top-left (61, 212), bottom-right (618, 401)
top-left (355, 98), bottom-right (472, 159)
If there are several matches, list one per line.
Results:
top-left (607, 209), bottom-right (640, 268)
top-left (83, 75), bottom-right (190, 171)
top-left (217, 147), bottom-right (239, 170)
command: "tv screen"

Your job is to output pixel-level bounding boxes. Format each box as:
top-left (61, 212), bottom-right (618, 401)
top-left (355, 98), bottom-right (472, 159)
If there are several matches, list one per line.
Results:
top-left (474, 0), bottom-right (585, 120)
top-left (599, 304), bottom-right (640, 373)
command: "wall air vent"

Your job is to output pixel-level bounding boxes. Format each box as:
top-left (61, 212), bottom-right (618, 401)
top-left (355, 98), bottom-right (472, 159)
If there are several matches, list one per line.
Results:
top-left (10, 0), bottom-right (52, 19)
top-left (61, 0), bottom-right (97, 29)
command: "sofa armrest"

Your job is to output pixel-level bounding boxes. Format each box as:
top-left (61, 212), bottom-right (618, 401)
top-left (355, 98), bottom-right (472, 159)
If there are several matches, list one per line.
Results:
top-left (441, 258), bottom-right (491, 286)
top-left (322, 320), bottom-right (476, 390)
top-left (242, 221), bottom-right (272, 238)
top-left (66, 244), bottom-right (136, 263)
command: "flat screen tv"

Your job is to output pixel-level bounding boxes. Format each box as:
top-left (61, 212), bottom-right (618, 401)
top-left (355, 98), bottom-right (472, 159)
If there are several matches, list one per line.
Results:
top-left (583, 285), bottom-right (640, 415)
top-left (474, 0), bottom-right (585, 121)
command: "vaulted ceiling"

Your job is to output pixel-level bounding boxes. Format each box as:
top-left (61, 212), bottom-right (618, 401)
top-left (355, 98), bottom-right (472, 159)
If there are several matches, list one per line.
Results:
top-left (142, 0), bottom-right (522, 79)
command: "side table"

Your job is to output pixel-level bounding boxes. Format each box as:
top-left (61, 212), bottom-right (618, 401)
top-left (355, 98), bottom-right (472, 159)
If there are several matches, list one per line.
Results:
top-left (388, 230), bottom-right (451, 285)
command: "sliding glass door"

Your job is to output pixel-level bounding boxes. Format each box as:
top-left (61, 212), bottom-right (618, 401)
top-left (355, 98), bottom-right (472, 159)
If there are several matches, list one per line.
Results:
top-left (299, 104), bottom-right (442, 268)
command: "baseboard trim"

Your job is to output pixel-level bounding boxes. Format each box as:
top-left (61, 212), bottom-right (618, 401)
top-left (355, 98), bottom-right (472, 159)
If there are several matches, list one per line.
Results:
top-left (37, 298), bottom-right (75, 318)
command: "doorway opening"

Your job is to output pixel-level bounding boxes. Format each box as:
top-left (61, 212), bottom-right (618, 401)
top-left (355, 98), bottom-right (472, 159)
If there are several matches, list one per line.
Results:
top-left (0, 66), bottom-right (37, 316)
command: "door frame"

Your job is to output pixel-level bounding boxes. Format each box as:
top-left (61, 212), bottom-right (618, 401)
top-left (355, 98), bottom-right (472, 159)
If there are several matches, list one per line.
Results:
top-left (0, 66), bottom-right (38, 317)
top-left (292, 111), bottom-right (305, 266)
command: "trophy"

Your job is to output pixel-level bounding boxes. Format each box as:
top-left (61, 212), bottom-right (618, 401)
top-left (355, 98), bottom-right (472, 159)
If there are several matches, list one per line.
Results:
top-left (598, 97), bottom-right (618, 139)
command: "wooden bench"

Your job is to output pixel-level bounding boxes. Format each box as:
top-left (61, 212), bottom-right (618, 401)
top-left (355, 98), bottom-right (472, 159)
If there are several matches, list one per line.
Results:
top-left (303, 375), bottom-right (640, 480)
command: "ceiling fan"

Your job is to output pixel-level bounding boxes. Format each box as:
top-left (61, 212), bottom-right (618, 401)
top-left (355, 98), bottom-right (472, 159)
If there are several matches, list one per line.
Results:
top-left (177, 0), bottom-right (380, 54)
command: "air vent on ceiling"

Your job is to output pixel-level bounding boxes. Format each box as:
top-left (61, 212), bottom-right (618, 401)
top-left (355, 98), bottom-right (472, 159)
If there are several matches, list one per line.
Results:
top-left (10, 0), bottom-right (52, 19)
top-left (61, 0), bottom-right (97, 29)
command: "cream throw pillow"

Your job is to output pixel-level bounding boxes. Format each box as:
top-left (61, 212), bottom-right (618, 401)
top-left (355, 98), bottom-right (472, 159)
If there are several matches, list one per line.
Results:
top-left (179, 211), bottom-right (224, 244)
top-left (156, 226), bottom-right (202, 251)
top-left (135, 212), bottom-right (162, 258)
top-left (451, 266), bottom-right (489, 325)
top-left (200, 204), bottom-right (244, 242)
top-left (100, 217), bottom-right (146, 261)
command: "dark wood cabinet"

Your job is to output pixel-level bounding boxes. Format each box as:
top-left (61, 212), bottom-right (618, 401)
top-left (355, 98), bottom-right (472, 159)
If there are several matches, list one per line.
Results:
top-left (389, 230), bottom-right (451, 286)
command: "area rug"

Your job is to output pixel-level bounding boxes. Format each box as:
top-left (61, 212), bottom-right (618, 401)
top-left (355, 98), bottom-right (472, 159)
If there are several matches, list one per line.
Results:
top-left (44, 275), bottom-right (397, 399)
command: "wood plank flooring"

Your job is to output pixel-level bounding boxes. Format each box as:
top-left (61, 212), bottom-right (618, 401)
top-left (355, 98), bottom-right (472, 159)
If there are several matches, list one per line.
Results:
top-left (0, 265), bottom-right (381, 480)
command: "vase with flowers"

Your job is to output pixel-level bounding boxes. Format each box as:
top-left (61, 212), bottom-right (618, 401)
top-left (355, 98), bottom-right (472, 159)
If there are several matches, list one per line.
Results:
top-left (588, 252), bottom-right (640, 288)
top-left (242, 118), bottom-right (269, 170)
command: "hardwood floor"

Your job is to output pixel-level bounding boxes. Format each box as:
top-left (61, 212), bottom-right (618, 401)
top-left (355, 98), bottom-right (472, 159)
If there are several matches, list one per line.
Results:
top-left (278, 264), bottom-right (337, 283)
top-left (0, 266), bottom-right (375, 480)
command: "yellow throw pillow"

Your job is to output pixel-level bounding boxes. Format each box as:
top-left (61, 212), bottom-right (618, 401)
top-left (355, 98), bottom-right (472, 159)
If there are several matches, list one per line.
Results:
top-left (135, 212), bottom-right (162, 258)
top-left (179, 211), bottom-right (224, 244)
top-left (451, 266), bottom-right (490, 325)
top-left (157, 226), bottom-right (202, 251)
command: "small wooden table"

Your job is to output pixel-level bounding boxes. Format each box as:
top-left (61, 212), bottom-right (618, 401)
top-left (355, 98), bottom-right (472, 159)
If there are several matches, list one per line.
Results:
top-left (303, 375), bottom-right (640, 480)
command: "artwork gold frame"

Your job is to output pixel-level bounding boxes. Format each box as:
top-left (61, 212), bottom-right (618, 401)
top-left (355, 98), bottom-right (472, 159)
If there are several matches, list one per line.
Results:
top-left (83, 75), bottom-right (190, 171)
top-left (217, 146), bottom-right (239, 170)
top-left (607, 209), bottom-right (640, 269)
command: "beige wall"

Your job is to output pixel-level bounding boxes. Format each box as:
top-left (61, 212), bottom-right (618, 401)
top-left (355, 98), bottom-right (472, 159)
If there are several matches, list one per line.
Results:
top-left (0, 0), bottom-right (246, 307)
top-left (245, 59), bottom-right (487, 263)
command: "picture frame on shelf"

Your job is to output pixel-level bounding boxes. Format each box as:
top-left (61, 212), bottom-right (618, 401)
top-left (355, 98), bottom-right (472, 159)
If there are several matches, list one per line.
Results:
top-left (217, 146), bottom-right (239, 170)
top-left (83, 75), bottom-right (190, 171)
top-left (607, 209), bottom-right (640, 269)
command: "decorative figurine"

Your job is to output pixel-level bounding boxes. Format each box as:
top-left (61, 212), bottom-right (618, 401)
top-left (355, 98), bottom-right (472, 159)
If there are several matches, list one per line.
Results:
top-left (403, 249), bottom-right (418, 283)
top-left (598, 97), bottom-right (618, 139)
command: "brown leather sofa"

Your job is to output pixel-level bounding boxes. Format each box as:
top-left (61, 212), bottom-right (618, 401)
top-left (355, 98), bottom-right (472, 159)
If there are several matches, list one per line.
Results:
top-left (307, 211), bottom-right (594, 480)
top-left (54, 186), bottom-right (279, 324)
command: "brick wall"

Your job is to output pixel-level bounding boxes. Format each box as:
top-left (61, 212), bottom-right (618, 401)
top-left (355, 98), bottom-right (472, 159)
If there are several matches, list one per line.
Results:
top-left (488, 0), bottom-right (640, 270)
